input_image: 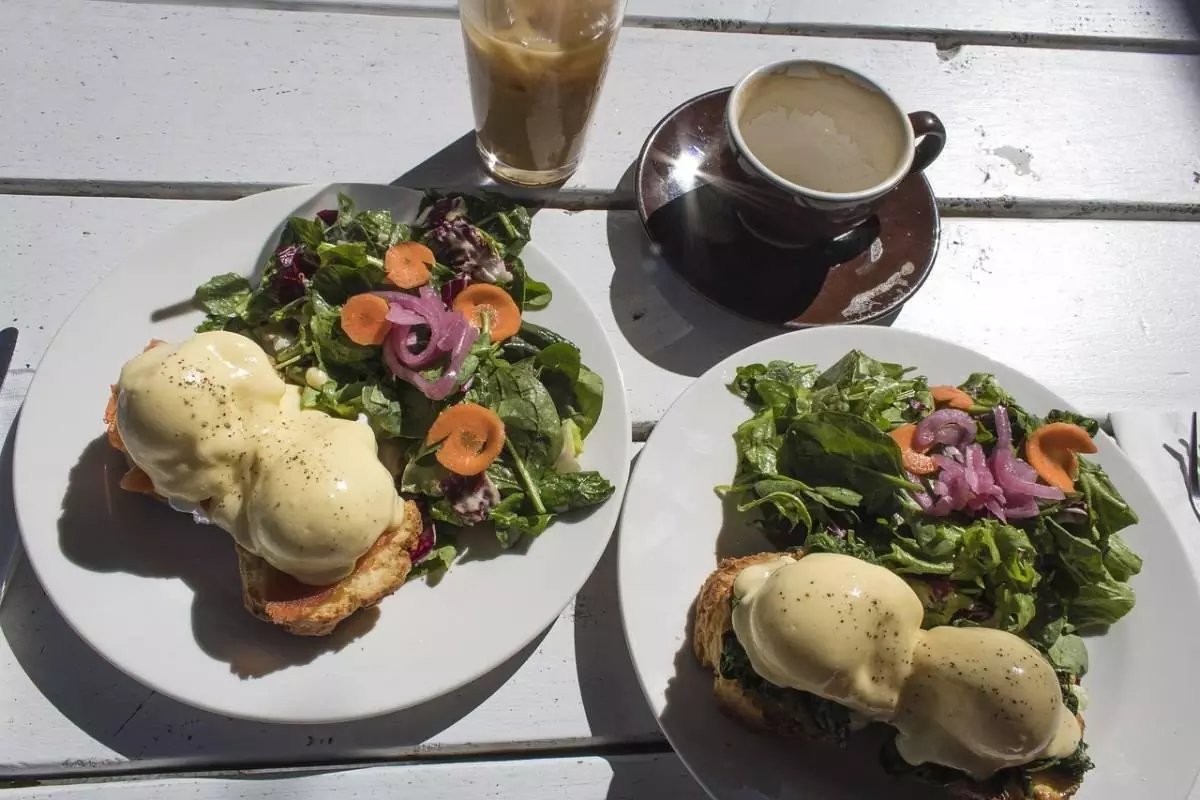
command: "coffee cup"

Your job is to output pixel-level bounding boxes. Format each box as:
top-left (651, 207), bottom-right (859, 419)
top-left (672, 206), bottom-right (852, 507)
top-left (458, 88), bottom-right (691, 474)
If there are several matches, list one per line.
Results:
top-left (721, 60), bottom-right (945, 247)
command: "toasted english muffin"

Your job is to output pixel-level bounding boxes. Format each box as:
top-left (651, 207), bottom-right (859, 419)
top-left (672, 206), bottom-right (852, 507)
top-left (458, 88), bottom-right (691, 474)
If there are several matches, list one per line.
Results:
top-left (237, 499), bottom-right (421, 636)
top-left (694, 554), bottom-right (1084, 800)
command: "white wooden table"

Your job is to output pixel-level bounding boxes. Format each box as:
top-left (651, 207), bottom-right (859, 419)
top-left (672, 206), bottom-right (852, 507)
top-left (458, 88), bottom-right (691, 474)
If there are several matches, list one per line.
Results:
top-left (1, 0), bottom-right (1198, 796)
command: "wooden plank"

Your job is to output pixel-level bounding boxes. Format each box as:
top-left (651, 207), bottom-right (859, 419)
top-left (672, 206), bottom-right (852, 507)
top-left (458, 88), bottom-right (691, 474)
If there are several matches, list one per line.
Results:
top-left (4, 754), bottom-right (706, 799)
top-left (4, 1), bottom-right (1200, 207)
top-left (271, 0), bottom-right (1200, 46)
top-left (3, 195), bottom-right (1200, 441)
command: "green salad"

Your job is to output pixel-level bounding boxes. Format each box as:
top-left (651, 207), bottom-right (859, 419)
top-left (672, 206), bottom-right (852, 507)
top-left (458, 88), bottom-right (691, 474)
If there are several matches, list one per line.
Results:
top-left (192, 191), bottom-right (614, 574)
top-left (719, 350), bottom-right (1143, 783)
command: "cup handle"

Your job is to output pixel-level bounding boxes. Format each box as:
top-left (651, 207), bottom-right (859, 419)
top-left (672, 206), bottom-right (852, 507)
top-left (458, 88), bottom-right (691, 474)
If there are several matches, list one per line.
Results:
top-left (907, 111), bottom-right (946, 175)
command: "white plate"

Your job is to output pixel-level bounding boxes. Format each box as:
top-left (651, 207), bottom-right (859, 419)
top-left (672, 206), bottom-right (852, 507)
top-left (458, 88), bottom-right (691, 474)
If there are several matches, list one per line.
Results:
top-left (618, 326), bottom-right (1200, 800)
top-left (13, 184), bottom-right (631, 724)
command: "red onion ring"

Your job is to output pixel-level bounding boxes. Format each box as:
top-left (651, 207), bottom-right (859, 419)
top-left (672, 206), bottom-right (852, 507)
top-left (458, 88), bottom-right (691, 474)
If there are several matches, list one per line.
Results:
top-left (914, 408), bottom-right (978, 450)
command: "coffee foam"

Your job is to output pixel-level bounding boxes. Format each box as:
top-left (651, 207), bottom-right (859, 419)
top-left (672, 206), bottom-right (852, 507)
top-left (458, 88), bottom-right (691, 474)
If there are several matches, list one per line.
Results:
top-left (737, 68), bottom-right (907, 194)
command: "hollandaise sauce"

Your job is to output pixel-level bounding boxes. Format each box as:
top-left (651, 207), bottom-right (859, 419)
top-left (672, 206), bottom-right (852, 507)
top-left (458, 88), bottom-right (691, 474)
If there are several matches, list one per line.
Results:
top-left (731, 553), bottom-right (1081, 779)
top-left (115, 332), bottom-right (405, 585)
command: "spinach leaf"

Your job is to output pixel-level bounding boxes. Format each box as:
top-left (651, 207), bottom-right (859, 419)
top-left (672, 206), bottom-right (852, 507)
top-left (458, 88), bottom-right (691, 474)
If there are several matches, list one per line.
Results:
top-left (486, 460), bottom-right (522, 493)
top-left (571, 366), bottom-right (604, 438)
top-left (310, 243), bottom-right (387, 305)
top-left (909, 580), bottom-right (977, 627)
top-left (780, 411), bottom-right (918, 511)
top-left (358, 384), bottom-right (405, 438)
top-left (524, 278), bottom-right (552, 310)
top-left (471, 359), bottom-right (563, 464)
top-left (459, 193), bottom-right (533, 259)
top-left (804, 529), bottom-right (879, 563)
top-left (517, 320), bottom-right (573, 351)
top-left (813, 349), bottom-right (911, 390)
top-left (499, 335), bottom-right (541, 363)
top-left (1103, 534), bottom-right (1143, 582)
top-left (486, 335), bottom-right (602, 439)
top-left (537, 342), bottom-right (580, 380)
top-left (324, 193), bottom-right (410, 255)
top-left (1044, 409), bottom-right (1101, 437)
top-left (881, 537), bottom-right (955, 575)
top-left (732, 408), bottom-right (780, 480)
top-left (1071, 579), bottom-right (1136, 632)
top-left (510, 256), bottom-right (552, 311)
top-left (948, 520), bottom-right (1039, 632)
top-left (718, 631), bottom-right (851, 742)
top-left (729, 360), bottom-right (820, 420)
top-left (1043, 516), bottom-right (1137, 631)
top-left (489, 493), bottom-right (553, 548)
top-left (958, 372), bottom-right (1042, 442)
top-left (1077, 458), bottom-right (1139, 538)
top-left (734, 478), bottom-right (813, 533)
top-left (283, 216), bottom-right (326, 250)
top-left (194, 273), bottom-right (252, 319)
top-left (808, 350), bottom-right (932, 431)
top-left (300, 379), bottom-right (406, 439)
top-left (397, 386), bottom-right (439, 440)
top-left (1047, 633), bottom-right (1089, 677)
top-left (410, 545), bottom-right (457, 579)
top-left (401, 442), bottom-right (448, 496)
top-left (536, 471), bottom-right (615, 512)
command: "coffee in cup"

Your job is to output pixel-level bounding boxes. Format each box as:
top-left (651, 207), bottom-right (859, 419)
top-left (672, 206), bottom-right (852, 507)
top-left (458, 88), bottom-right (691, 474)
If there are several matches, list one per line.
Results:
top-left (722, 60), bottom-right (945, 246)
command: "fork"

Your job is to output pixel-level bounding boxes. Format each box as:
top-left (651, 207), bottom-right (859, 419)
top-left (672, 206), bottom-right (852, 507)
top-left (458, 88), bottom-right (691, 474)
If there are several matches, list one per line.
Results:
top-left (1188, 411), bottom-right (1200, 521)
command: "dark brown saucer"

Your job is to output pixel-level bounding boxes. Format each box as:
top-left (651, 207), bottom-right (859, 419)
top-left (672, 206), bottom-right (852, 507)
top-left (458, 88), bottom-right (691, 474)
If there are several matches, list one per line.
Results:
top-left (634, 88), bottom-right (940, 327)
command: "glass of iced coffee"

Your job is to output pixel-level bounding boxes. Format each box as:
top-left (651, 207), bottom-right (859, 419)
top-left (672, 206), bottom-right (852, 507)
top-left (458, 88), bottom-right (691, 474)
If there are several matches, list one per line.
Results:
top-left (458, 0), bottom-right (626, 186)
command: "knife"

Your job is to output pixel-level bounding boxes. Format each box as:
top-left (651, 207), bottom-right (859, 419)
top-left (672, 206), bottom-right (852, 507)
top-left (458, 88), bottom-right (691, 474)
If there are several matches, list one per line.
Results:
top-left (0, 327), bottom-right (18, 606)
top-left (0, 327), bottom-right (15, 395)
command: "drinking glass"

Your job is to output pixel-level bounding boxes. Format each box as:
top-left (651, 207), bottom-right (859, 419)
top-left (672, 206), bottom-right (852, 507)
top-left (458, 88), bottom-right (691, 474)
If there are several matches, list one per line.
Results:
top-left (458, 0), bottom-right (627, 186)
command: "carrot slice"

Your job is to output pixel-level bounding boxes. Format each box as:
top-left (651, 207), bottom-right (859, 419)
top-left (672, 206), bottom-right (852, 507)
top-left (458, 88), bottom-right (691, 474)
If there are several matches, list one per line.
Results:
top-left (931, 385), bottom-right (974, 410)
top-left (385, 242), bottom-right (434, 289)
top-left (340, 294), bottom-right (391, 346)
top-left (890, 424), bottom-right (938, 475)
top-left (1025, 422), bottom-right (1098, 493)
top-left (425, 403), bottom-right (506, 476)
top-left (453, 283), bottom-right (521, 343)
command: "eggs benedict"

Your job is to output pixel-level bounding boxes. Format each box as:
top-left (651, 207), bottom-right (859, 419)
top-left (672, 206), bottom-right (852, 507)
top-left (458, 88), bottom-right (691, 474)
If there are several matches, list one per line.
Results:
top-left (695, 552), bottom-right (1088, 800)
top-left (104, 332), bottom-right (422, 635)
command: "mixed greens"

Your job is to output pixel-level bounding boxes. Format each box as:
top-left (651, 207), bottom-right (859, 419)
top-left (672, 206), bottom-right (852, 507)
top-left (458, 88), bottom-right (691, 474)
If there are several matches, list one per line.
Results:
top-left (719, 350), bottom-right (1142, 786)
top-left (192, 192), bottom-right (614, 573)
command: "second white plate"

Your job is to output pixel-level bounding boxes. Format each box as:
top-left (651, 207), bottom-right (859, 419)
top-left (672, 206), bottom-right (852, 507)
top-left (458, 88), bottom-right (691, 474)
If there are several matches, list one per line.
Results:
top-left (618, 325), bottom-right (1200, 799)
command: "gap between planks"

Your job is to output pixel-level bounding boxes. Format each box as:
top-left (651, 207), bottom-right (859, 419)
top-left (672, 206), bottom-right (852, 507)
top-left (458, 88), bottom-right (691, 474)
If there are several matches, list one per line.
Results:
top-left (0, 738), bottom-right (673, 787)
top-left (3, 181), bottom-right (1200, 222)
top-left (92, 0), bottom-right (1200, 55)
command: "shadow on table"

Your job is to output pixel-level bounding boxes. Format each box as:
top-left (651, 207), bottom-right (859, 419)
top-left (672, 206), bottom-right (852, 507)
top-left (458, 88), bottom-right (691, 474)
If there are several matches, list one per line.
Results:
top-left (56, 436), bottom-right (372, 679)
top-left (3, 561), bottom-right (544, 764)
top-left (2, 432), bottom-right (544, 765)
top-left (0, 420), bottom-right (22, 604)
top-left (573, 456), bottom-right (661, 750)
top-left (573, 449), bottom-right (708, 798)
top-left (390, 130), bottom-right (571, 207)
top-left (604, 164), bottom-right (786, 380)
top-left (658, 601), bottom-right (949, 800)
top-left (1181, 0), bottom-right (1200, 35)
top-left (600, 752), bottom-right (709, 799)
